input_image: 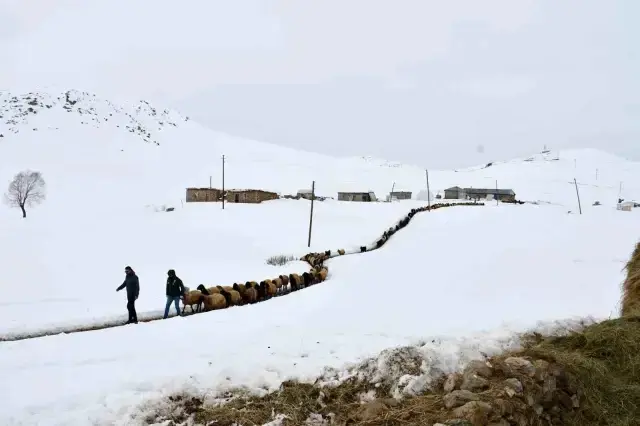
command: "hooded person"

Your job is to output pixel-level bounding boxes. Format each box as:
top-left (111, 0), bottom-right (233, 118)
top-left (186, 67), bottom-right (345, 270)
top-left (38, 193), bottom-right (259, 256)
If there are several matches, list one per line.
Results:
top-left (116, 266), bottom-right (140, 324)
top-left (164, 269), bottom-right (185, 319)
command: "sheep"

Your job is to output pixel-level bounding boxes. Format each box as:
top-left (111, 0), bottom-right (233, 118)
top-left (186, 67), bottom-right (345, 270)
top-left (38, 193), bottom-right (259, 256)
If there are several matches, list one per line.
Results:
top-left (324, 250), bottom-right (331, 256)
top-left (206, 286), bottom-right (221, 294)
top-left (360, 246), bottom-right (367, 253)
top-left (279, 274), bottom-right (289, 287)
top-left (318, 267), bottom-right (328, 282)
top-left (216, 285), bottom-right (243, 306)
top-left (289, 273), bottom-right (303, 291)
top-left (273, 277), bottom-right (284, 293)
top-left (302, 271), bottom-right (314, 287)
top-left (201, 293), bottom-right (226, 311)
top-left (258, 280), bottom-right (277, 300)
top-left (182, 289), bottom-right (204, 314)
top-left (337, 249), bottom-right (345, 255)
top-left (244, 285), bottom-right (258, 303)
top-left (232, 283), bottom-right (246, 293)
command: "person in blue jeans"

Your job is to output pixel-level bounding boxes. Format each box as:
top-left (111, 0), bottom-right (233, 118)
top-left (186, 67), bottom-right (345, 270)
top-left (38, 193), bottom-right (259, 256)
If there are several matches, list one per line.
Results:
top-left (164, 269), bottom-right (185, 319)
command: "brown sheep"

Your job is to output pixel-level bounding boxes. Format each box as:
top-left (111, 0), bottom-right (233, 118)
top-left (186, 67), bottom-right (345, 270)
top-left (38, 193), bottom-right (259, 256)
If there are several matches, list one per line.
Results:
top-left (243, 286), bottom-right (258, 304)
top-left (201, 293), bottom-right (226, 311)
top-left (233, 283), bottom-right (246, 293)
top-left (245, 281), bottom-right (259, 290)
top-left (182, 289), bottom-right (203, 314)
top-left (206, 286), bottom-right (221, 294)
top-left (279, 274), bottom-right (289, 286)
top-left (216, 285), bottom-right (243, 306)
top-left (258, 280), bottom-right (277, 299)
top-left (289, 273), bottom-right (303, 291)
top-left (319, 267), bottom-right (328, 282)
top-left (273, 277), bottom-right (284, 293)
top-left (337, 249), bottom-right (345, 255)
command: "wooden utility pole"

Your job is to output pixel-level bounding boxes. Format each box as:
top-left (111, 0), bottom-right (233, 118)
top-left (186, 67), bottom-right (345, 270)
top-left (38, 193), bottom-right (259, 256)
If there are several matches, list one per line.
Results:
top-left (425, 169), bottom-right (431, 209)
top-left (495, 180), bottom-right (499, 206)
top-left (573, 178), bottom-right (582, 214)
top-left (209, 176), bottom-right (212, 189)
top-left (222, 155), bottom-right (225, 210)
top-left (389, 182), bottom-right (395, 201)
top-left (307, 181), bottom-right (315, 247)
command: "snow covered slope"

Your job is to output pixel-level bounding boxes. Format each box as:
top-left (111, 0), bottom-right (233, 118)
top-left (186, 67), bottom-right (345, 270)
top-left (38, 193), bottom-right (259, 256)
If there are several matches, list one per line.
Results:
top-left (2, 89), bottom-right (639, 211)
top-left (1, 88), bottom-right (639, 425)
top-left (0, 204), bottom-right (637, 426)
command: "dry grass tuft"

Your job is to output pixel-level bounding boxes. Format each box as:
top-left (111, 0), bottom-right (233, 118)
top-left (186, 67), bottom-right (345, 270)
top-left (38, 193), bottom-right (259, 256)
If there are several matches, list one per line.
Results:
top-left (266, 254), bottom-right (297, 266)
top-left (621, 241), bottom-right (640, 317)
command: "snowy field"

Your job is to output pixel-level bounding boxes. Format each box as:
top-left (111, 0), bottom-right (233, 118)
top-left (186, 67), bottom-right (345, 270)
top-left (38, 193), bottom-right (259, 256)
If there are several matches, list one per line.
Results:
top-left (0, 198), bottom-right (431, 337)
top-left (0, 203), bottom-right (637, 425)
top-left (2, 89), bottom-right (640, 425)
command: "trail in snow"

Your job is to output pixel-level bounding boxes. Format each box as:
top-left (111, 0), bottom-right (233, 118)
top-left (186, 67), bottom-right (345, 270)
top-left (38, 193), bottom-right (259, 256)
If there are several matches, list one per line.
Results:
top-left (0, 202), bottom-right (482, 342)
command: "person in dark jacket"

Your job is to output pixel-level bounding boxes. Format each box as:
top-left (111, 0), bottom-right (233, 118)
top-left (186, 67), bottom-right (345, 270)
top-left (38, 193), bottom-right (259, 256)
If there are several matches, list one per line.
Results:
top-left (116, 266), bottom-right (140, 324)
top-left (164, 269), bottom-right (185, 319)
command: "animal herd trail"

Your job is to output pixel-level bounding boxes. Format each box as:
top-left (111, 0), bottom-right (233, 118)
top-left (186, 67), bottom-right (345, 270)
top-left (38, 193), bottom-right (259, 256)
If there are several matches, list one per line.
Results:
top-left (0, 202), bottom-right (484, 342)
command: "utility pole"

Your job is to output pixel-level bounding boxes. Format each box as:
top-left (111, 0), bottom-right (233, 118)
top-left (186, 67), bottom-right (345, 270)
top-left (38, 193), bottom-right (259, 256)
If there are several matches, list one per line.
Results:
top-left (596, 168), bottom-right (598, 180)
top-left (573, 178), bottom-right (582, 215)
top-left (307, 180), bottom-right (315, 247)
top-left (209, 176), bottom-right (212, 189)
top-left (495, 179), bottom-right (499, 206)
top-left (222, 155), bottom-right (225, 210)
top-left (389, 182), bottom-right (395, 202)
top-left (425, 169), bottom-right (431, 209)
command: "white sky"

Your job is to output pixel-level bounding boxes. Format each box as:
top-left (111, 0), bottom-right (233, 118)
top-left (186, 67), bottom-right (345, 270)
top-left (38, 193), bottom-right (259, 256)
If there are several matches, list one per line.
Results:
top-left (1, 0), bottom-right (638, 168)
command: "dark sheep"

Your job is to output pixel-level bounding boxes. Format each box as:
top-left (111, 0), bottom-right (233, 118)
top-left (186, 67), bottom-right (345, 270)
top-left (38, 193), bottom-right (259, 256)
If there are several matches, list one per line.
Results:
top-left (360, 246), bottom-right (367, 252)
top-left (302, 271), bottom-right (314, 287)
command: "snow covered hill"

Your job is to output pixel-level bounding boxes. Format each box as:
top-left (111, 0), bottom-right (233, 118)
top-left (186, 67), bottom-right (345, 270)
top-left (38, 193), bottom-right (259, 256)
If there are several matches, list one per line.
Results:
top-left (0, 88), bottom-right (639, 425)
top-left (2, 88), bottom-right (639, 212)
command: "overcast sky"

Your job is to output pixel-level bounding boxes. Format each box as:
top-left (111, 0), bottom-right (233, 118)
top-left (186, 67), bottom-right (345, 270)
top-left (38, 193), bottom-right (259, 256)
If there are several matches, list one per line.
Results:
top-left (1, 0), bottom-right (638, 169)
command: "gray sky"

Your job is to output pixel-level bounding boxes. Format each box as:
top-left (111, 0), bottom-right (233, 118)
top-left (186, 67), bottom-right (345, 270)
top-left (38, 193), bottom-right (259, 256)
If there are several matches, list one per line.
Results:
top-left (1, 0), bottom-right (638, 169)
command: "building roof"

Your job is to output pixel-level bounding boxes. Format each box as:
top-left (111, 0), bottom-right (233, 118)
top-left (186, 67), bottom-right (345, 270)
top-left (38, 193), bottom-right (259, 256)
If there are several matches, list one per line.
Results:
top-left (465, 188), bottom-right (515, 195)
top-left (444, 186), bottom-right (515, 195)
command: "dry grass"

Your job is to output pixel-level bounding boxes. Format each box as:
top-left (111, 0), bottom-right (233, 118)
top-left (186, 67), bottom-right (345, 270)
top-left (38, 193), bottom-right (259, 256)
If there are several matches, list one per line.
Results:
top-left (621, 241), bottom-right (640, 317)
top-left (147, 317), bottom-right (640, 425)
top-left (266, 254), bottom-right (297, 266)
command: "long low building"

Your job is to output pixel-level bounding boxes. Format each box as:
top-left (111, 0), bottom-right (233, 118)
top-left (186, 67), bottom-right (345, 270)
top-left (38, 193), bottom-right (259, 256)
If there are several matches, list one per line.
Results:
top-left (186, 188), bottom-right (278, 203)
top-left (444, 186), bottom-right (516, 201)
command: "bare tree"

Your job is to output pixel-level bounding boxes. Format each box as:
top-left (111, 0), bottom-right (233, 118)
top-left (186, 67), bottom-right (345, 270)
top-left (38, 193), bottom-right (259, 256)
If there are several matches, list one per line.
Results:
top-left (4, 170), bottom-right (46, 218)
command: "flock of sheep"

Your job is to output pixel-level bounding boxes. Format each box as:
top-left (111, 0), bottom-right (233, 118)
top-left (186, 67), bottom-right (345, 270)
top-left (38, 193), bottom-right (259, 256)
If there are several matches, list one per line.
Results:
top-left (177, 201), bottom-right (485, 315)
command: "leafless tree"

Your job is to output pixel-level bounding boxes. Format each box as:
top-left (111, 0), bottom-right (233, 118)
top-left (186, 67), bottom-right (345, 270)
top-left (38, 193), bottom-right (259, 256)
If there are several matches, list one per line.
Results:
top-left (4, 170), bottom-right (46, 218)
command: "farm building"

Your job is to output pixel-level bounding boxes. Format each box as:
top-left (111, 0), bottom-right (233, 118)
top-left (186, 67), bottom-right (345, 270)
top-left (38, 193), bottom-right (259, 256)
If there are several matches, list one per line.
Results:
top-left (617, 201), bottom-right (635, 212)
top-left (186, 188), bottom-right (278, 204)
top-left (388, 191), bottom-right (412, 201)
top-left (444, 186), bottom-right (516, 202)
top-left (296, 189), bottom-right (314, 200)
top-left (337, 191), bottom-right (377, 202)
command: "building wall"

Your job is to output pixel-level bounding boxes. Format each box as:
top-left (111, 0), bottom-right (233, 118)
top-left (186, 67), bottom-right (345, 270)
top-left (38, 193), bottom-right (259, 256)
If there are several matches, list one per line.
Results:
top-left (390, 192), bottom-right (412, 200)
top-left (444, 189), bottom-right (463, 199)
top-left (186, 188), bottom-right (222, 202)
top-left (338, 192), bottom-right (374, 202)
top-left (226, 190), bottom-right (278, 203)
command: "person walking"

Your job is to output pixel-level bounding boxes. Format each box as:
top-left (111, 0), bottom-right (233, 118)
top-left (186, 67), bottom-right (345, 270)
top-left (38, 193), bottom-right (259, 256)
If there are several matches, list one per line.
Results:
top-left (116, 266), bottom-right (140, 324)
top-left (164, 269), bottom-right (185, 319)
